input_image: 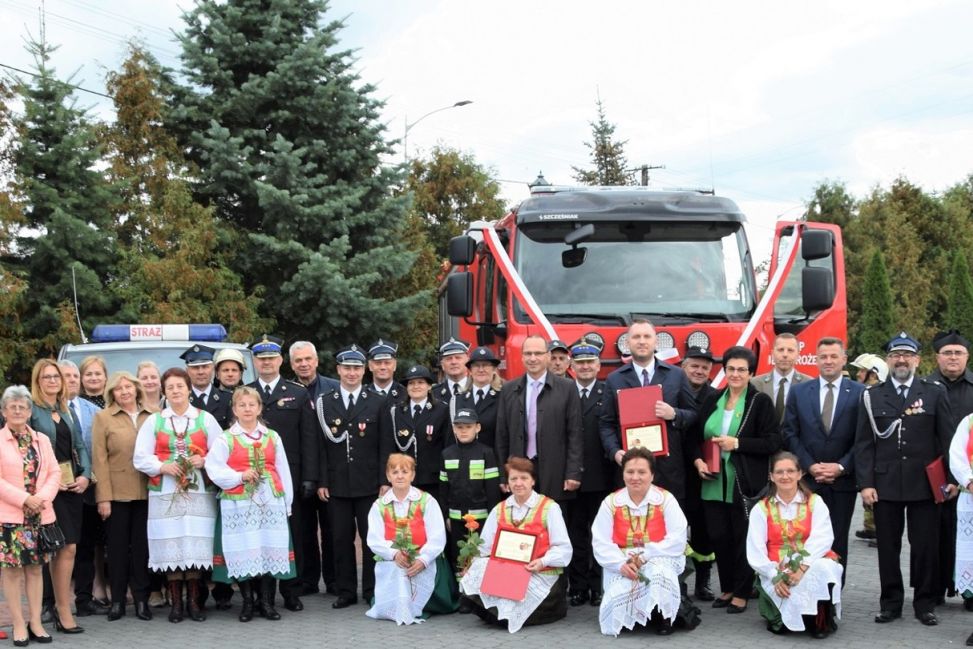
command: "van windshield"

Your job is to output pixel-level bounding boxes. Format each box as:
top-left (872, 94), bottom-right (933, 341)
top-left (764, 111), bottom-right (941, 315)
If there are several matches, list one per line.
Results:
top-left (513, 220), bottom-right (756, 323)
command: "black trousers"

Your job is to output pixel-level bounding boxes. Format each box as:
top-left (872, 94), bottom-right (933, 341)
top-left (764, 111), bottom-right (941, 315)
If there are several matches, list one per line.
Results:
top-left (106, 500), bottom-right (151, 604)
top-left (874, 498), bottom-right (940, 615)
top-left (814, 485), bottom-right (856, 573)
top-left (278, 493), bottom-right (306, 599)
top-left (566, 490), bottom-right (607, 595)
top-left (72, 502), bottom-right (104, 606)
top-left (703, 499), bottom-right (753, 599)
top-left (939, 497), bottom-right (958, 596)
top-left (300, 496), bottom-right (336, 592)
top-left (329, 495), bottom-right (375, 600)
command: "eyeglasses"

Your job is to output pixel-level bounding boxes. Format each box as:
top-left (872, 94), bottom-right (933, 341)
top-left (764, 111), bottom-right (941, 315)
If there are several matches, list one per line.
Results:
top-left (522, 351), bottom-right (548, 357)
top-left (772, 468), bottom-right (800, 476)
top-left (4, 404), bottom-right (30, 412)
top-left (725, 366), bottom-right (750, 374)
top-left (40, 374), bottom-right (62, 381)
top-left (938, 350), bottom-right (968, 358)
top-left (887, 352), bottom-right (917, 360)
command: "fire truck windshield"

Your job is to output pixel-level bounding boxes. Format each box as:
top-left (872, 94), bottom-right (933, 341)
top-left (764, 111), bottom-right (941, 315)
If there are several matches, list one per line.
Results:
top-left (514, 220), bottom-right (757, 324)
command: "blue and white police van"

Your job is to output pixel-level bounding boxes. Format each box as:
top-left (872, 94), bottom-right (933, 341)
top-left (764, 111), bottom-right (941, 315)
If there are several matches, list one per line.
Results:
top-left (57, 324), bottom-right (255, 381)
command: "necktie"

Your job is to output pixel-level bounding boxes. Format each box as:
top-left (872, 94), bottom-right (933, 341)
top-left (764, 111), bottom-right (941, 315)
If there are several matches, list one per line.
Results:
top-left (898, 384), bottom-right (908, 404)
top-left (581, 387), bottom-right (589, 401)
top-left (69, 400), bottom-right (81, 429)
top-left (775, 377), bottom-right (787, 421)
top-left (200, 392), bottom-right (208, 407)
top-left (526, 380), bottom-right (541, 458)
top-left (263, 384), bottom-right (272, 398)
top-left (641, 369), bottom-right (650, 387)
top-left (379, 388), bottom-right (387, 397)
top-left (476, 389), bottom-right (485, 405)
top-left (821, 382), bottom-right (835, 434)
top-left (347, 393), bottom-right (355, 410)
top-left (413, 404), bottom-right (422, 420)
top-left (453, 383), bottom-right (460, 396)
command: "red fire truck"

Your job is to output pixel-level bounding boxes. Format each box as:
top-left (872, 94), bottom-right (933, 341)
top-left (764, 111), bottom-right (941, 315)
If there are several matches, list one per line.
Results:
top-left (441, 185), bottom-right (845, 386)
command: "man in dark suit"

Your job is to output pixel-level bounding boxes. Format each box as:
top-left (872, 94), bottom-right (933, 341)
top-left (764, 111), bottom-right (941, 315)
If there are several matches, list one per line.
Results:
top-left (314, 345), bottom-right (386, 609)
top-left (564, 337), bottom-right (611, 607)
top-left (855, 332), bottom-right (957, 627)
top-left (598, 319), bottom-right (698, 503)
top-left (752, 332), bottom-right (812, 423)
top-left (288, 340), bottom-right (340, 596)
top-left (365, 339), bottom-right (405, 402)
top-left (431, 338), bottom-right (472, 413)
top-left (782, 336), bottom-right (864, 574)
top-left (495, 334), bottom-right (583, 502)
top-left (248, 335), bottom-right (319, 613)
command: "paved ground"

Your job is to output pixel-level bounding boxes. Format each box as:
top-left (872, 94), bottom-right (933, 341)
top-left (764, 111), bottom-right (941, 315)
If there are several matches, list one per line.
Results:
top-left (1, 506), bottom-right (972, 647)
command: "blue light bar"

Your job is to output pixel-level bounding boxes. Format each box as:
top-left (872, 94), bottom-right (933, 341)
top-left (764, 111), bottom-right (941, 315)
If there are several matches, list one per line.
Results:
top-left (90, 324), bottom-right (228, 343)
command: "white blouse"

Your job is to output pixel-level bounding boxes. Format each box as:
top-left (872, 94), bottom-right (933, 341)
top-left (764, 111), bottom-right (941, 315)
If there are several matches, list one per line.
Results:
top-left (204, 423), bottom-right (294, 511)
top-left (949, 414), bottom-right (973, 491)
top-left (591, 486), bottom-right (688, 572)
top-left (479, 491), bottom-right (572, 569)
top-left (746, 491), bottom-right (834, 580)
top-left (133, 405), bottom-right (222, 478)
top-left (366, 486), bottom-right (447, 570)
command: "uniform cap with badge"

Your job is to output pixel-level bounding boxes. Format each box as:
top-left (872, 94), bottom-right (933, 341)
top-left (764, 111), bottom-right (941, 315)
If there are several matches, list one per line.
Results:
top-left (368, 338), bottom-right (398, 361)
top-left (885, 331), bottom-right (920, 354)
top-left (180, 344), bottom-right (216, 366)
top-left (466, 346), bottom-right (501, 367)
top-left (932, 329), bottom-right (971, 352)
top-left (569, 337), bottom-right (602, 361)
top-left (251, 334), bottom-right (284, 358)
top-left (453, 408), bottom-right (479, 424)
top-left (403, 365), bottom-right (434, 384)
top-left (548, 339), bottom-right (570, 354)
top-left (439, 337), bottom-right (470, 358)
top-left (336, 344), bottom-right (367, 367)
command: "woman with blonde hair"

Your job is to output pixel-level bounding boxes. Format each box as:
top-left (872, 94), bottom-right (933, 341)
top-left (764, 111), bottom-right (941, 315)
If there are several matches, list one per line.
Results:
top-left (137, 361), bottom-right (163, 412)
top-left (29, 359), bottom-right (91, 634)
top-left (78, 356), bottom-right (108, 409)
top-left (92, 371), bottom-right (156, 621)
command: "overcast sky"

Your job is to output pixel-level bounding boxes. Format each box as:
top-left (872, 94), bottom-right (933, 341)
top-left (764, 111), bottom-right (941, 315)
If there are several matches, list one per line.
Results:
top-left (1, 0), bottom-right (972, 264)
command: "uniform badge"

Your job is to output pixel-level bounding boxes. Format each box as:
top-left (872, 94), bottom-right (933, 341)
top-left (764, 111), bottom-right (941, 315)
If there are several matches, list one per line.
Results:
top-left (212, 393), bottom-right (220, 402)
top-left (426, 424), bottom-right (434, 441)
top-left (489, 389), bottom-right (496, 396)
top-left (281, 384), bottom-right (287, 391)
top-left (398, 428), bottom-right (410, 438)
top-left (358, 422), bottom-right (367, 437)
top-left (277, 398), bottom-right (294, 407)
top-left (425, 402), bottom-right (432, 410)
top-left (333, 418), bottom-right (341, 426)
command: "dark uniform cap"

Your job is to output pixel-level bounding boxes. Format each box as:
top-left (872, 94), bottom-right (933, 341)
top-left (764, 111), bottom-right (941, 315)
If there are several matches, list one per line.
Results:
top-left (403, 365), bottom-right (434, 383)
top-left (885, 332), bottom-right (920, 354)
top-left (180, 344), bottom-right (216, 366)
top-left (439, 337), bottom-right (470, 358)
top-left (336, 344), bottom-right (367, 367)
top-left (467, 346), bottom-right (501, 367)
top-left (569, 338), bottom-right (601, 361)
top-left (548, 339), bottom-right (570, 354)
top-left (933, 329), bottom-right (971, 352)
top-left (684, 345), bottom-right (718, 363)
top-left (251, 335), bottom-right (284, 358)
top-left (368, 339), bottom-right (398, 361)
top-left (453, 408), bottom-right (479, 424)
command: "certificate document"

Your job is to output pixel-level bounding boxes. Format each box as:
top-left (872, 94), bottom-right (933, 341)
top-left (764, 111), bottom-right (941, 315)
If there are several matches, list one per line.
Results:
top-left (492, 529), bottom-right (537, 563)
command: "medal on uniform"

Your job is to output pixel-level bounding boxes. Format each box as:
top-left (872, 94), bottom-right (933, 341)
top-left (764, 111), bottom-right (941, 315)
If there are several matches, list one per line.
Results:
top-left (333, 418), bottom-right (341, 426)
top-left (425, 424), bottom-right (434, 441)
top-left (358, 422), bottom-right (367, 437)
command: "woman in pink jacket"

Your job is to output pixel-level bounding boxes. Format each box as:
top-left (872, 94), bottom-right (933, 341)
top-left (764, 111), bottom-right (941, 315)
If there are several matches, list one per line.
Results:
top-left (0, 385), bottom-right (61, 646)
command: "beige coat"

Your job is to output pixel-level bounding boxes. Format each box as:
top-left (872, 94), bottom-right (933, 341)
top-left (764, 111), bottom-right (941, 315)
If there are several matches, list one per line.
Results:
top-left (92, 404), bottom-right (154, 503)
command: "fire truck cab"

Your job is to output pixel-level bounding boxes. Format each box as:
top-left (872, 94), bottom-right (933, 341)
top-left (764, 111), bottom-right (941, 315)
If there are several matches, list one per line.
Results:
top-left (441, 185), bottom-right (845, 383)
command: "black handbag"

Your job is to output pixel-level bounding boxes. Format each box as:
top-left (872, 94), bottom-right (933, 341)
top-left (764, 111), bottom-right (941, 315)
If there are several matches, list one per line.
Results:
top-left (730, 395), bottom-right (771, 519)
top-left (37, 523), bottom-right (66, 554)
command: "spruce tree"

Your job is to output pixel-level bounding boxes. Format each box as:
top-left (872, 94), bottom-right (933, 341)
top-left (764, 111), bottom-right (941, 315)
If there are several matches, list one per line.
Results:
top-left (855, 249), bottom-right (896, 354)
top-left (945, 250), bottom-right (973, 339)
top-left (572, 98), bottom-right (635, 186)
top-left (10, 35), bottom-right (117, 357)
top-left (172, 0), bottom-right (424, 349)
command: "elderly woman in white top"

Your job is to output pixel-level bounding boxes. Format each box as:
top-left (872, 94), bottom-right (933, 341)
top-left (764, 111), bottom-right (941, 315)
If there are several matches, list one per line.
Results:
top-left (592, 447), bottom-right (688, 637)
top-left (365, 453), bottom-right (448, 625)
top-left (746, 452), bottom-right (842, 638)
top-left (949, 409), bottom-right (973, 640)
top-left (133, 367), bottom-right (222, 624)
top-left (460, 456), bottom-right (572, 633)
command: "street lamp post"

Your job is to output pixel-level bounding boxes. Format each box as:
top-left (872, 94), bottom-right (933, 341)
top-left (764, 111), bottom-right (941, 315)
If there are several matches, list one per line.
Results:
top-left (403, 100), bottom-right (472, 161)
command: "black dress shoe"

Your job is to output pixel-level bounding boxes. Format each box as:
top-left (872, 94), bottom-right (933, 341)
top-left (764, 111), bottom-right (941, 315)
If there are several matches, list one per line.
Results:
top-left (694, 585), bottom-right (716, 602)
top-left (965, 597), bottom-right (973, 612)
top-left (966, 630), bottom-right (973, 646)
top-left (325, 584), bottom-right (338, 596)
top-left (28, 627), bottom-right (53, 644)
top-left (712, 597), bottom-right (732, 609)
top-left (107, 602), bottom-right (126, 621)
top-left (302, 584), bottom-right (320, 596)
top-left (726, 602), bottom-right (748, 614)
top-left (12, 638), bottom-right (28, 648)
top-left (656, 621), bottom-right (674, 635)
top-left (569, 591), bottom-right (589, 606)
top-left (331, 596), bottom-right (358, 609)
top-left (76, 599), bottom-right (110, 616)
top-left (589, 591), bottom-right (602, 607)
top-left (135, 601), bottom-right (153, 621)
top-left (40, 604), bottom-right (55, 624)
top-left (214, 597), bottom-right (232, 611)
top-left (874, 610), bottom-right (901, 623)
top-left (458, 598), bottom-right (473, 614)
top-left (916, 612), bottom-right (938, 626)
top-left (52, 608), bottom-right (85, 633)
top-left (855, 529), bottom-right (876, 539)
top-left (283, 595), bottom-right (304, 611)
top-left (810, 628), bottom-right (829, 639)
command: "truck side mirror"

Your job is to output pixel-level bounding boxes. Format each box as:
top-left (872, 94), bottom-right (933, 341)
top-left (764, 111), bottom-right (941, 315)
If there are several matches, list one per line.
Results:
top-left (801, 229), bottom-right (832, 261)
top-left (446, 272), bottom-right (473, 316)
top-left (449, 236), bottom-right (477, 266)
top-left (802, 266), bottom-right (834, 312)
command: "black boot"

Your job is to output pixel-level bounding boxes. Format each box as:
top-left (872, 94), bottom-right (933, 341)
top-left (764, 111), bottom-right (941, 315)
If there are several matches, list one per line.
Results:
top-left (694, 560), bottom-right (715, 601)
top-left (259, 576), bottom-right (281, 620)
top-left (167, 581), bottom-right (184, 623)
top-left (186, 579), bottom-right (207, 622)
top-left (238, 580), bottom-right (254, 623)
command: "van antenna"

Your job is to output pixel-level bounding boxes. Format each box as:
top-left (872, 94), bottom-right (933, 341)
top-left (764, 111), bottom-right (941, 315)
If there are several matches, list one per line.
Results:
top-left (72, 265), bottom-right (88, 344)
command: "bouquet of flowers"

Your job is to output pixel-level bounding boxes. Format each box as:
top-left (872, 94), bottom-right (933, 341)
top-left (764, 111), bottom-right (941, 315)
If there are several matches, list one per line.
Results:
top-left (626, 551), bottom-right (651, 585)
top-left (174, 443), bottom-right (206, 492)
top-left (456, 513), bottom-right (484, 574)
top-left (772, 541), bottom-right (810, 586)
top-left (391, 518), bottom-right (419, 565)
top-left (245, 442), bottom-right (266, 499)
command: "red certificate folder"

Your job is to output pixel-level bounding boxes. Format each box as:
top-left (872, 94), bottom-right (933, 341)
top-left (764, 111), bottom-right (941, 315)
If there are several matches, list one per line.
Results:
top-left (702, 439), bottom-right (721, 473)
top-left (480, 529), bottom-right (537, 601)
top-left (926, 456), bottom-right (949, 504)
top-left (617, 385), bottom-right (669, 456)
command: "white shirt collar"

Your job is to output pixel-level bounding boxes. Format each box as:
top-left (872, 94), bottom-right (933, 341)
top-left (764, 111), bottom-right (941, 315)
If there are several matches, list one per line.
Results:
top-left (229, 421), bottom-right (268, 437)
top-left (259, 376), bottom-right (281, 393)
top-left (505, 490), bottom-right (539, 510)
top-left (612, 485), bottom-right (665, 509)
top-left (409, 399), bottom-right (428, 410)
top-left (380, 486), bottom-right (422, 505)
top-left (631, 358), bottom-right (655, 379)
top-left (773, 490), bottom-right (806, 506)
top-left (447, 377), bottom-right (469, 393)
top-left (372, 380), bottom-right (393, 392)
top-left (526, 372), bottom-right (547, 388)
top-left (160, 404), bottom-right (201, 419)
top-left (192, 386), bottom-right (210, 399)
top-left (892, 376), bottom-right (914, 391)
top-left (773, 369), bottom-right (795, 383)
top-left (340, 386), bottom-right (362, 402)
